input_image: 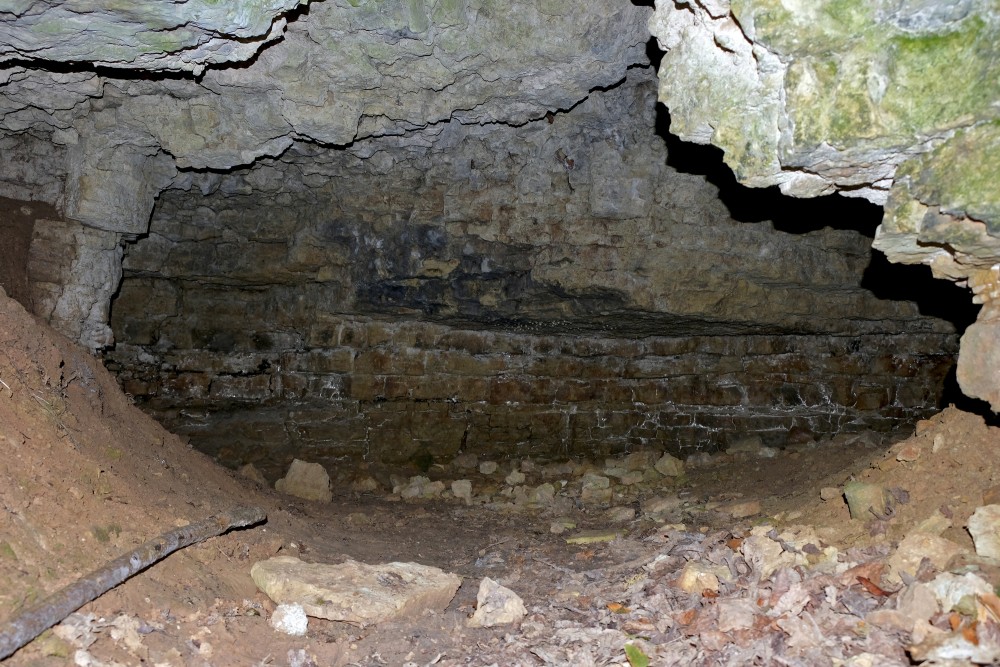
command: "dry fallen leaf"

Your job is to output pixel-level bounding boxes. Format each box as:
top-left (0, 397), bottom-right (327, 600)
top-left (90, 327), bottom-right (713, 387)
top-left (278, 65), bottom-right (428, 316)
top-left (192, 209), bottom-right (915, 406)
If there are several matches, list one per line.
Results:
top-left (607, 602), bottom-right (630, 614)
top-left (858, 576), bottom-right (891, 597)
top-left (676, 609), bottom-right (697, 626)
top-left (963, 622), bottom-right (980, 646)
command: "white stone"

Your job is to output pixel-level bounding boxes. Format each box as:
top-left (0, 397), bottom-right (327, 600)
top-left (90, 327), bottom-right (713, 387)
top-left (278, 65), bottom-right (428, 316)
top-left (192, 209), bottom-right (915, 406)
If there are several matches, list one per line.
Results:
top-left (968, 505), bottom-right (1000, 560)
top-left (479, 461), bottom-right (498, 475)
top-left (467, 578), bottom-right (526, 628)
top-left (505, 470), bottom-right (526, 485)
top-left (887, 533), bottom-right (965, 583)
top-left (452, 479), bottom-right (473, 505)
top-left (642, 495), bottom-right (684, 519)
top-left (270, 604), bottom-right (308, 636)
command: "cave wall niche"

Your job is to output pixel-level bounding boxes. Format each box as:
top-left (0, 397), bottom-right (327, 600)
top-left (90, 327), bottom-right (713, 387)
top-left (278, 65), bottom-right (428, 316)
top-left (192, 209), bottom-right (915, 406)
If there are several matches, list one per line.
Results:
top-left (103, 71), bottom-right (961, 479)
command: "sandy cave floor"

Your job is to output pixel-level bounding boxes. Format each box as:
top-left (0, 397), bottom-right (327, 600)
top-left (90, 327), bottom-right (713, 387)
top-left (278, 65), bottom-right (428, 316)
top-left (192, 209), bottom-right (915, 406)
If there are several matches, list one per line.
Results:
top-left (2, 292), bottom-right (1000, 666)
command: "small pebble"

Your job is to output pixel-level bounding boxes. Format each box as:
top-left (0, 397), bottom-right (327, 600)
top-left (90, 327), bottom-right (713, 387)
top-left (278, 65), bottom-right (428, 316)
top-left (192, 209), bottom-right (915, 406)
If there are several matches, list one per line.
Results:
top-left (820, 486), bottom-right (841, 502)
top-left (505, 470), bottom-right (526, 485)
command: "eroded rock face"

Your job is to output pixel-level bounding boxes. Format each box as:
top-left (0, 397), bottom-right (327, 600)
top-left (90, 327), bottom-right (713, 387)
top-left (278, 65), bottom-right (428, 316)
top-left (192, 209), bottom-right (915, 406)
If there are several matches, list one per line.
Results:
top-left (0, 0), bottom-right (649, 230)
top-left (0, 0), bottom-right (303, 73)
top-left (28, 218), bottom-right (122, 349)
top-left (648, 0), bottom-right (1000, 407)
top-left (648, 0), bottom-right (1000, 205)
top-left (103, 73), bottom-right (960, 466)
top-left (123, 74), bottom-right (943, 338)
top-left (0, 0), bottom-right (977, 447)
top-left (1, 0), bottom-right (650, 349)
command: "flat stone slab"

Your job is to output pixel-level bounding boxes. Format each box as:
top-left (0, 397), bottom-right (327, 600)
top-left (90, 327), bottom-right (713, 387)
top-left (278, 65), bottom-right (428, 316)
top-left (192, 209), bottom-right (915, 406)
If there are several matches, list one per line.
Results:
top-left (251, 556), bottom-right (461, 626)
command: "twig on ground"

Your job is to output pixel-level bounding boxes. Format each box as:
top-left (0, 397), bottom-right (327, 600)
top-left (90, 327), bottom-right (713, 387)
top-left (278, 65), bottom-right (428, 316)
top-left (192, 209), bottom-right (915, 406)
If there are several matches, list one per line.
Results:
top-left (0, 506), bottom-right (266, 660)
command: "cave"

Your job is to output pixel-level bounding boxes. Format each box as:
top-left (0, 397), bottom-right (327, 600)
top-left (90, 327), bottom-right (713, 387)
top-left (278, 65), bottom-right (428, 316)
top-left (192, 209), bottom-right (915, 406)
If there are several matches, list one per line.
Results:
top-left (2, 0), bottom-right (1000, 664)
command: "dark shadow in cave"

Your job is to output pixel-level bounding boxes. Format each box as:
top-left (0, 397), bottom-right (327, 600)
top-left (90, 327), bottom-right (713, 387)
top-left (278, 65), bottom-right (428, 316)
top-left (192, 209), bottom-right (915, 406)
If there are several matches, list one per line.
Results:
top-left (654, 104), bottom-right (880, 237)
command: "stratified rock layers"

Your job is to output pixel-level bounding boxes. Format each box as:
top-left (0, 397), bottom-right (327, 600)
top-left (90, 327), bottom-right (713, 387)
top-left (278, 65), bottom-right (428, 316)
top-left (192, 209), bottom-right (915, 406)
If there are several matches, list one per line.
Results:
top-left (105, 75), bottom-right (958, 467)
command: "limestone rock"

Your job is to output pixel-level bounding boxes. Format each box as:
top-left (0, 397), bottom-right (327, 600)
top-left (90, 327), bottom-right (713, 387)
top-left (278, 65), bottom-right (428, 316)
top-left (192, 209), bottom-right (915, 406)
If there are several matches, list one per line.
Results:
top-left (270, 604), bottom-right (308, 636)
top-left (606, 506), bottom-right (637, 523)
top-left (615, 450), bottom-right (660, 471)
top-left (524, 483), bottom-right (556, 508)
top-left (741, 526), bottom-right (809, 580)
top-left (275, 459), bottom-right (332, 503)
top-left (0, 0), bottom-right (302, 73)
top-left (719, 500), bottom-right (761, 519)
top-left (649, 0), bottom-right (1000, 403)
top-left (958, 319), bottom-right (1000, 411)
top-left (642, 495), bottom-right (684, 520)
top-left (505, 470), bottom-right (526, 486)
top-left (654, 453), bottom-right (684, 478)
top-left (676, 562), bottom-right (728, 594)
top-left (649, 0), bottom-right (1000, 208)
top-left (843, 482), bottom-right (890, 521)
top-left (967, 504), bottom-right (1000, 560)
top-left (580, 473), bottom-right (613, 505)
top-left (479, 461), bottom-right (498, 475)
top-left (348, 475), bottom-right (381, 494)
top-left (452, 479), bottom-right (473, 505)
top-left (28, 219), bottom-right (123, 350)
top-left (396, 476), bottom-right (445, 500)
top-left (887, 533), bottom-right (965, 584)
top-left (251, 556), bottom-right (461, 626)
top-left (618, 471), bottom-right (645, 486)
top-left (467, 578), bottom-right (526, 628)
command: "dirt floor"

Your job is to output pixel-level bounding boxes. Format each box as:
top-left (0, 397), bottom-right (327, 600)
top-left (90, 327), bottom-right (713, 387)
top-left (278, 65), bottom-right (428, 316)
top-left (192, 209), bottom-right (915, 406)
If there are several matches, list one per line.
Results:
top-left (2, 289), bottom-right (1000, 666)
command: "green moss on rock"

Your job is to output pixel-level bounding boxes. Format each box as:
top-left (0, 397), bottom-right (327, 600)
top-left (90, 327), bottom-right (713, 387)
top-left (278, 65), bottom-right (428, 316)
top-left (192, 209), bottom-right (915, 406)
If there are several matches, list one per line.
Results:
top-left (901, 121), bottom-right (1000, 233)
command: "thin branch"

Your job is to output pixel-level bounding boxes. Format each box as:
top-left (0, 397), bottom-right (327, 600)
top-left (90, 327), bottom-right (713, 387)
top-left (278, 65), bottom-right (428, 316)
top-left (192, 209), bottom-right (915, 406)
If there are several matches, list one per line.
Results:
top-left (0, 506), bottom-right (266, 660)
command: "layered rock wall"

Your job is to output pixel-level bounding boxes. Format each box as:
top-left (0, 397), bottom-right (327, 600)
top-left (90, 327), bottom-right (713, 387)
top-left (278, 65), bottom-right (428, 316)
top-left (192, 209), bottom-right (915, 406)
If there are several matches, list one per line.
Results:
top-left (105, 73), bottom-right (959, 467)
top-left (108, 319), bottom-right (955, 475)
